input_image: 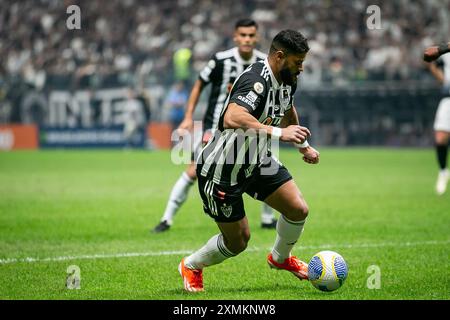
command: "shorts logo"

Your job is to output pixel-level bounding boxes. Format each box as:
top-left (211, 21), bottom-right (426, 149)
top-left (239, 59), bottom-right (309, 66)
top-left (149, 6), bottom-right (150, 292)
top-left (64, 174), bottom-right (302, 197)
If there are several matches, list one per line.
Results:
top-left (221, 204), bottom-right (233, 218)
top-left (253, 82), bottom-right (264, 94)
top-left (217, 190), bottom-right (226, 200)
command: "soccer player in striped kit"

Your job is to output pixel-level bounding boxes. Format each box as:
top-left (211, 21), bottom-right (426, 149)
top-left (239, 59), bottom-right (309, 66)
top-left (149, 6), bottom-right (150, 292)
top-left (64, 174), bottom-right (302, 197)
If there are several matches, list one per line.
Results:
top-left (179, 30), bottom-right (320, 292)
top-left (152, 19), bottom-right (278, 233)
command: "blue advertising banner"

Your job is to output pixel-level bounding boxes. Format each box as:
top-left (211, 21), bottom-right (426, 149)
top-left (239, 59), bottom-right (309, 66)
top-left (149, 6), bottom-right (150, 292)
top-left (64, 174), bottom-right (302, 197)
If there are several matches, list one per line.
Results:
top-left (39, 126), bottom-right (146, 148)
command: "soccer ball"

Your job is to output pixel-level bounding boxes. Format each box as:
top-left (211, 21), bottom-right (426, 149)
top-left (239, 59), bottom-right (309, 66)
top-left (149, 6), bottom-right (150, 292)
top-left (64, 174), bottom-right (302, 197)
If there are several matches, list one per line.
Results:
top-left (308, 250), bottom-right (348, 292)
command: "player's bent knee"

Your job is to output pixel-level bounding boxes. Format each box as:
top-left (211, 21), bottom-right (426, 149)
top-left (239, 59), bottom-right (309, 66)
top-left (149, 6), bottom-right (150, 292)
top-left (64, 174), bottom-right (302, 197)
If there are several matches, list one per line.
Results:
top-left (227, 241), bottom-right (247, 255)
top-left (289, 199), bottom-right (309, 221)
top-left (224, 231), bottom-right (250, 254)
top-left (435, 131), bottom-right (450, 145)
top-left (186, 168), bottom-right (197, 180)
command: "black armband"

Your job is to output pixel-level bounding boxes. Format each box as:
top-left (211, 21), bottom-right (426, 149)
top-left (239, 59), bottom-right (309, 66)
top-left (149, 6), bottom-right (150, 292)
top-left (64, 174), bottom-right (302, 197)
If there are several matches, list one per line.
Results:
top-left (438, 42), bottom-right (450, 55)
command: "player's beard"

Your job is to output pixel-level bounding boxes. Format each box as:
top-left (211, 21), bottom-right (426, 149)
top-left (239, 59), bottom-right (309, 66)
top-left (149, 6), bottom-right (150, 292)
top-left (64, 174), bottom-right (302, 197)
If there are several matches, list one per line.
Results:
top-left (280, 67), bottom-right (298, 87)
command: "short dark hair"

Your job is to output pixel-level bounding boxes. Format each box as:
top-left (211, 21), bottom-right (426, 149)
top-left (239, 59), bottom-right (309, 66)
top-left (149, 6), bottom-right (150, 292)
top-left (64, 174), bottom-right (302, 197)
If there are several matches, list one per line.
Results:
top-left (235, 19), bottom-right (258, 30)
top-left (270, 29), bottom-right (309, 55)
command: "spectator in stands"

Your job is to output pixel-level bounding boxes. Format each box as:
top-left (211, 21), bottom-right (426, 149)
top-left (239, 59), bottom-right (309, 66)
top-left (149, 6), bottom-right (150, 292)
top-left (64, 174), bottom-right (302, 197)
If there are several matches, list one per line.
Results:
top-left (166, 81), bottom-right (189, 130)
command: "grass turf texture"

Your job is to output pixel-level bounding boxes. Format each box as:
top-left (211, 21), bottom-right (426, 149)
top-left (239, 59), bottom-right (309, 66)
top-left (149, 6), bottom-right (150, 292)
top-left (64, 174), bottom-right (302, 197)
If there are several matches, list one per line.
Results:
top-left (0, 148), bottom-right (449, 300)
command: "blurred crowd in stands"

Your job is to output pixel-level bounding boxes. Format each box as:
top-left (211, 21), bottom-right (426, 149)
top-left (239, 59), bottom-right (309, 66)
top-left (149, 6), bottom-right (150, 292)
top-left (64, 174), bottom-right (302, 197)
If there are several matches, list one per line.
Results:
top-left (1, 0), bottom-right (449, 91)
top-left (0, 0), bottom-right (448, 133)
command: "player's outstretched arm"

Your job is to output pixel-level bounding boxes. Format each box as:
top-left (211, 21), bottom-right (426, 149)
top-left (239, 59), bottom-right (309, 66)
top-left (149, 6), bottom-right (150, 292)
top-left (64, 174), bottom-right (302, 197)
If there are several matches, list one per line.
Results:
top-left (223, 103), bottom-right (310, 144)
top-left (423, 42), bottom-right (450, 62)
top-left (177, 79), bottom-right (205, 131)
top-left (426, 61), bottom-right (445, 84)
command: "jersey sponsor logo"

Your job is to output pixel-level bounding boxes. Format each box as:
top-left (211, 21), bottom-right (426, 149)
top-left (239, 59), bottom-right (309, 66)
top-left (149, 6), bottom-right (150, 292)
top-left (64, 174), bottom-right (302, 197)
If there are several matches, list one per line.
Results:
top-left (245, 91), bottom-right (258, 103)
top-left (237, 95), bottom-right (256, 109)
top-left (261, 116), bottom-right (281, 126)
top-left (221, 204), bottom-right (233, 218)
top-left (253, 82), bottom-right (264, 94)
top-left (280, 88), bottom-right (291, 108)
top-left (262, 116), bottom-right (273, 125)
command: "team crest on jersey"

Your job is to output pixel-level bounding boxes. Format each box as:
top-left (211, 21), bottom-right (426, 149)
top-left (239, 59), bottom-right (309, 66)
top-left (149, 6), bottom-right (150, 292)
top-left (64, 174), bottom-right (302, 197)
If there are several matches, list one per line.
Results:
top-left (280, 87), bottom-right (291, 108)
top-left (254, 82), bottom-right (264, 94)
top-left (221, 204), bottom-right (233, 218)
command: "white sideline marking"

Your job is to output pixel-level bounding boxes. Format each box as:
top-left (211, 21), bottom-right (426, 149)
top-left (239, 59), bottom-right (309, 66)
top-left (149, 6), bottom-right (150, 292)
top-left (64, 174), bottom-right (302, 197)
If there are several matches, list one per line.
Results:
top-left (0, 240), bottom-right (448, 265)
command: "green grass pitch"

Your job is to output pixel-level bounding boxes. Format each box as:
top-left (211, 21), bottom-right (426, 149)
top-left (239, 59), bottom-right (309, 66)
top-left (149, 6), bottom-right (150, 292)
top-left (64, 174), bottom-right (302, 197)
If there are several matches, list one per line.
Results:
top-left (0, 148), bottom-right (449, 300)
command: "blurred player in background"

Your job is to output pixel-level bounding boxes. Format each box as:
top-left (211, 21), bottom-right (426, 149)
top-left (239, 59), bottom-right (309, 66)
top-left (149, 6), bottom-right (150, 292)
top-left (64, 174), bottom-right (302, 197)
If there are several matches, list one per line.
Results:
top-left (123, 88), bottom-right (145, 148)
top-left (424, 42), bottom-right (450, 195)
top-left (152, 19), bottom-right (277, 233)
top-left (179, 29), bottom-right (320, 292)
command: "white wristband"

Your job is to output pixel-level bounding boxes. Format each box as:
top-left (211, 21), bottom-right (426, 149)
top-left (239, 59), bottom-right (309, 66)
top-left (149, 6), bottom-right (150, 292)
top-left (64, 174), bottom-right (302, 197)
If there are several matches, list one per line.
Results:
top-left (271, 127), bottom-right (282, 138)
top-left (294, 140), bottom-right (309, 148)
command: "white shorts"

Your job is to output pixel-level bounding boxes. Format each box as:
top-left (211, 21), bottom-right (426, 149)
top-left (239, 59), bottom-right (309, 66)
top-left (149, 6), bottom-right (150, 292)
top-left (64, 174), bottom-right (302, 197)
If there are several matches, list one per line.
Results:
top-left (434, 97), bottom-right (450, 132)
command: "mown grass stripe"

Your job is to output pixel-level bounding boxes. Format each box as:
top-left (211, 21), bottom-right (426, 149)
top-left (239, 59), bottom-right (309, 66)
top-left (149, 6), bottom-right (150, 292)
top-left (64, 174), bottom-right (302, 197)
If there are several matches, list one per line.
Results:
top-left (1, 239), bottom-right (448, 265)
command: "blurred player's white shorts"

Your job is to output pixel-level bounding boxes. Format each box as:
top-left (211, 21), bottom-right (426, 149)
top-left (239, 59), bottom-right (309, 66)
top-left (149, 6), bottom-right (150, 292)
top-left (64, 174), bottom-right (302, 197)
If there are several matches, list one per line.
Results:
top-left (124, 122), bottom-right (138, 138)
top-left (434, 97), bottom-right (450, 132)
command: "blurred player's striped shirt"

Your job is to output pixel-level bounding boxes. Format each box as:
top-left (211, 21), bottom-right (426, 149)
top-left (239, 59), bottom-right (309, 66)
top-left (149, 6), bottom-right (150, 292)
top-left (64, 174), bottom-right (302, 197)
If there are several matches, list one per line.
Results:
top-left (199, 47), bottom-right (266, 130)
top-left (440, 54), bottom-right (450, 95)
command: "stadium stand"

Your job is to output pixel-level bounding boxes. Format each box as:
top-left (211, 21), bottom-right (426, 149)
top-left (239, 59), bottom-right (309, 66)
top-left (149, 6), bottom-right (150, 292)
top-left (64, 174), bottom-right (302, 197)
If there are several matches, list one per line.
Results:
top-left (0, 0), bottom-right (448, 145)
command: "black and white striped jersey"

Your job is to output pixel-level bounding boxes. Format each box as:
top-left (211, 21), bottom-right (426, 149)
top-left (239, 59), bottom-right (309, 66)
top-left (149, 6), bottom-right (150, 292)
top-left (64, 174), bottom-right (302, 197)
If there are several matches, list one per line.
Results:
top-left (199, 47), bottom-right (266, 130)
top-left (437, 54), bottom-right (450, 96)
top-left (198, 58), bottom-right (297, 186)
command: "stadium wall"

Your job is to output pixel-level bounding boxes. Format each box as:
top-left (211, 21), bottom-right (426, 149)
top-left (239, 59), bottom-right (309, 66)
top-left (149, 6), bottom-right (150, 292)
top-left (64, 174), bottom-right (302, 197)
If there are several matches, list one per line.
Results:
top-left (298, 83), bottom-right (442, 147)
top-left (0, 83), bottom-right (443, 149)
top-left (0, 125), bottom-right (39, 151)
